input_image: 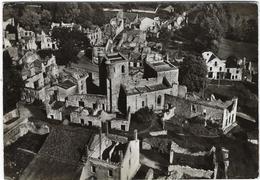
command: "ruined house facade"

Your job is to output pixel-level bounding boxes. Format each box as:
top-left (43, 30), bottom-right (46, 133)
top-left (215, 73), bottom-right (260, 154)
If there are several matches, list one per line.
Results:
top-left (21, 52), bottom-right (59, 103)
top-left (80, 130), bottom-right (140, 180)
top-left (164, 94), bottom-right (238, 133)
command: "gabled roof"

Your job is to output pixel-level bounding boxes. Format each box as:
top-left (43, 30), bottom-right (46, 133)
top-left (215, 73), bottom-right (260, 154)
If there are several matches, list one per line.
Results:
top-left (58, 80), bottom-right (76, 89)
top-left (20, 126), bottom-right (95, 180)
top-left (208, 54), bottom-right (217, 62)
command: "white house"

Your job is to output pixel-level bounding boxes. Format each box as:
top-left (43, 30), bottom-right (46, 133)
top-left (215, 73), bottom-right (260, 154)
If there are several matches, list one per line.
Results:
top-left (202, 51), bottom-right (226, 79)
top-left (202, 51), bottom-right (243, 81)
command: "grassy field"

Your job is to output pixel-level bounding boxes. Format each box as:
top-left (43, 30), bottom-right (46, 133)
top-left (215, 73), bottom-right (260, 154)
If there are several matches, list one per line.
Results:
top-left (217, 38), bottom-right (258, 61)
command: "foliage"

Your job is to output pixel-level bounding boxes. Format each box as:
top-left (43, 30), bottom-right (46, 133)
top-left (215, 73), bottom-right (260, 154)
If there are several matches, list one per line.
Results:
top-left (132, 107), bottom-right (157, 124)
top-left (51, 27), bottom-right (90, 65)
top-left (3, 51), bottom-right (24, 113)
top-left (40, 9), bottom-right (52, 28)
top-left (54, 2), bottom-right (80, 23)
top-left (19, 9), bottom-right (41, 31)
top-left (179, 55), bottom-right (208, 92)
top-left (174, 3), bottom-right (228, 53)
top-left (158, 27), bottom-right (173, 50)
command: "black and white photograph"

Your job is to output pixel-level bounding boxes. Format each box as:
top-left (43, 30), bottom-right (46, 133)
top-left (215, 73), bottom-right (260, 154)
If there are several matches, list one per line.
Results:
top-left (2, 1), bottom-right (259, 179)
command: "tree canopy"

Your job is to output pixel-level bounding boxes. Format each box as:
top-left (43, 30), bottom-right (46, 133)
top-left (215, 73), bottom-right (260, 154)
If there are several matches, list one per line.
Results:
top-left (51, 27), bottom-right (91, 65)
top-left (179, 55), bottom-right (208, 92)
top-left (3, 50), bottom-right (24, 113)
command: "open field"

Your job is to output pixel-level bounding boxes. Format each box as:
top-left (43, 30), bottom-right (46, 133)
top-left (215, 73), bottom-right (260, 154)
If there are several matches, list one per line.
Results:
top-left (217, 38), bottom-right (258, 61)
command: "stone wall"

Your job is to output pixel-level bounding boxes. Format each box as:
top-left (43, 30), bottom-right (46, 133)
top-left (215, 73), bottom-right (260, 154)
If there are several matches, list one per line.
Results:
top-left (84, 158), bottom-right (121, 180)
top-left (4, 109), bottom-right (19, 123)
top-left (127, 88), bottom-right (175, 113)
top-left (110, 119), bottom-right (129, 131)
top-left (164, 94), bottom-right (224, 121)
top-left (57, 85), bottom-right (77, 102)
top-left (70, 111), bottom-right (102, 127)
top-left (25, 72), bottom-right (44, 89)
top-left (120, 139), bottom-right (140, 180)
top-left (66, 94), bottom-right (107, 110)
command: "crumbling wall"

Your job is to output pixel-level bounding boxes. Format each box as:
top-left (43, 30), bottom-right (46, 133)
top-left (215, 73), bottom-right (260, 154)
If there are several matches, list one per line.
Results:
top-left (4, 109), bottom-right (19, 123)
top-left (66, 94), bottom-right (107, 110)
top-left (164, 94), bottom-right (224, 121)
top-left (167, 165), bottom-right (213, 179)
top-left (110, 119), bottom-right (129, 131)
top-left (70, 111), bottom-right (102, 127)
top-left (83, 158), bottom-right (121, 180)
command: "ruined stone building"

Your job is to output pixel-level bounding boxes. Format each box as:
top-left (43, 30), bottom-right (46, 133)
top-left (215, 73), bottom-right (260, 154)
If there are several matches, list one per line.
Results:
top-left (17, 25), bottom-right (37, 50)
top-left (81, 130), bottom-right (140, 180)
top-left (21, 52), bottom-right (59, 103)
top-left (86, 26), bottom-right (103, 46)
top-left (20, 125), bottom-right (140, 180)
top-left (35, 30), bottom-right (58, 50)
top-left (164, 94), bottom-right (238, 134)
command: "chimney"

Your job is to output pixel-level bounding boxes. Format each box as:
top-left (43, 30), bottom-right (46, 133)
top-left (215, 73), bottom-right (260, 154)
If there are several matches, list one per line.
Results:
top-left (106, 121), bottom-right (109, 136)
top-left (134, 129), bottom-right (138, 140)
top-left (99, 128), bottom-right (102, 160)
top-left (169, 142), bottom-right (174, 164)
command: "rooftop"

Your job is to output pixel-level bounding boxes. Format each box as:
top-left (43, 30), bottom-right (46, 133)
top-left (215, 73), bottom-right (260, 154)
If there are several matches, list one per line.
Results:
top-left (148, 61), bottom-right (177, 72)
top-left (38, 126), bottom-right (94, 163)
top-left (57, 80), bottom-right (76, 89)
top-left (126, 83), bottom-right (170, 95)
top-left (52, 101), bottom-right (65, 110)
top-left (102, 141), bottom-right (128, 163)
top-left (20, 126), bottom-right (96, 180)
top-left (105, 52), bottom-right (127, 63)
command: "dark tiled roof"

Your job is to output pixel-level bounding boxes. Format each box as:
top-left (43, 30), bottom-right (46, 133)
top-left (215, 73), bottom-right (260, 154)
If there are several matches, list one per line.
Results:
top-left (52, 101), bottom-right (65, 110)
top-left (58, 80), bottom-right (76, 89)
top-left (20, 156), bottom-right (83, 180)
top-left (208, 54), bottom-right (217, 62)
top-left (38, 126), bottom-right (94, 163)
top-left (126, 83), bottom-right (170, 95)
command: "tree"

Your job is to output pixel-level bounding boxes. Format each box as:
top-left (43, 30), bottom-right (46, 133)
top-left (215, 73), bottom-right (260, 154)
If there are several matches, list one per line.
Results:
top-left (3, 50), bottom-right (24, 113)
top-left (40, 9), bottom-right (52, 28)
top-left (91, 8), bottom-right (107, 26)
top-left (54, 2), bottom-right (80, 23)
top-left (3, 5), bottom-right (19, 21)
top-left (19, 9), bottom-right (41, 31)
top-left (177, 3), bottom-right (228, 53)
top-left (159, 27), bottom-right (172, 50)
top-left (132, 107), bottom-right (157, 124)
top-left (51, 27), bottom-right (91, 65)
top-left (179, 55), bottom-right (208, 92)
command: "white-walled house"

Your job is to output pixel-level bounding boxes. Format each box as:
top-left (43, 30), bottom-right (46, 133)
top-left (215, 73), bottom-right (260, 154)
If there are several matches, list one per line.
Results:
top-left (202, 51), bottom-right (226, 79)
top-left (202, 51), bottom-right (242, 81)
